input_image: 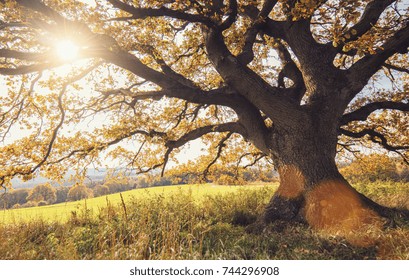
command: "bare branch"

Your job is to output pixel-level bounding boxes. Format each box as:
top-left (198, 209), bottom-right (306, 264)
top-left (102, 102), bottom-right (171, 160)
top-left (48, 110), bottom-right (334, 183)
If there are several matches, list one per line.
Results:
top-left (32, 84), bottom-right (66, 172)
top-left (241, 153), bottom-right (267, 169)
top-left (48, 128), bottom-right (165, 166)
top-left (383, 63), bottom-right (409, 75)
top-left (203, 132), bottom-right (233, 179)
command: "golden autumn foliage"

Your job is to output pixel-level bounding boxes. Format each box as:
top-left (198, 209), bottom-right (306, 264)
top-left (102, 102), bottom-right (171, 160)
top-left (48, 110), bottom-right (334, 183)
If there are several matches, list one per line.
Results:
top-left (27, 183), bottom-right (57, 204)
top-left (67, 183), bottom-right (93, 201)
top-left (0, 0), bottom-right (407, 188)
top-left (340, 154), bottom-right (409, 183)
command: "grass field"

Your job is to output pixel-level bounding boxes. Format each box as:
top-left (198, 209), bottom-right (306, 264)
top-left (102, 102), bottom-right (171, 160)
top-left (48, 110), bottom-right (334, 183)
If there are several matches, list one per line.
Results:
top-left (0, 184), bottom-right (269, 224)
top-left (0, 182), bottom-right (408, 260)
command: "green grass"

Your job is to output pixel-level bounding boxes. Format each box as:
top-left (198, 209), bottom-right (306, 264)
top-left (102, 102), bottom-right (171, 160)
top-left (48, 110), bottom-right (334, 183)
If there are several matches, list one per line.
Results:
top-left (0, 184), bottom-right (265, 224)
top-left (0, 181), bottom-right (408, 260)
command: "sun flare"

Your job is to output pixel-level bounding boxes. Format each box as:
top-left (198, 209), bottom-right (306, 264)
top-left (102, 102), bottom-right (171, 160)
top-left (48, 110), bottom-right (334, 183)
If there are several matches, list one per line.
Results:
top-left (55, 39), bottom-right (80, 61)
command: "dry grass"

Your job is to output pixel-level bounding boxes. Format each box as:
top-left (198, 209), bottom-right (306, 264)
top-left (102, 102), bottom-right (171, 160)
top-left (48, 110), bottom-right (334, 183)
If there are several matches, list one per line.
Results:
top-left (0, 182), bottom-right (408, 260)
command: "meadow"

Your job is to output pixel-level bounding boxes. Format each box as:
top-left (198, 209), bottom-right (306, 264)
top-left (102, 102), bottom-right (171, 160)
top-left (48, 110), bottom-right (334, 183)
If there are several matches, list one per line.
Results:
top-left (0, 182), bottom-right (408, 260)
top-left (0, 184), bottom-right (250, 224)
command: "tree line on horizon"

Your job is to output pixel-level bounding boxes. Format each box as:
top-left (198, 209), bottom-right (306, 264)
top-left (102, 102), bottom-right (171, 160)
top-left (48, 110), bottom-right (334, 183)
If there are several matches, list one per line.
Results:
top-left (1, 154), bottom-right (408, 210)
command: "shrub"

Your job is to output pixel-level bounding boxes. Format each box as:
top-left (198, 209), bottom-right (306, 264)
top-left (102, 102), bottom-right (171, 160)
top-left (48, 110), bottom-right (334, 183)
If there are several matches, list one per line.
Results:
top-left (37, 201), bottom-right (48, 207)
top-left (11, 203), bottom-right (21, 209)
top-left (22, 201), bottom-right (38, 208)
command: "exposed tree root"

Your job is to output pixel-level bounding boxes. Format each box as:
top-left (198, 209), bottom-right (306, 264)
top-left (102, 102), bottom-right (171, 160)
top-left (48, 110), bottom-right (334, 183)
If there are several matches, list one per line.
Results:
top-left (357, 192), bottom-right (409, 227)
top-left (248, 180), bottom-right (409, 247)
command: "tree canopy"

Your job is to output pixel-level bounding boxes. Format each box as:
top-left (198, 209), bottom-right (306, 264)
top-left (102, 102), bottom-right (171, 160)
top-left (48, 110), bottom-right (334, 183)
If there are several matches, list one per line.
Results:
top-left (0, 0), bottom-right (408, 194)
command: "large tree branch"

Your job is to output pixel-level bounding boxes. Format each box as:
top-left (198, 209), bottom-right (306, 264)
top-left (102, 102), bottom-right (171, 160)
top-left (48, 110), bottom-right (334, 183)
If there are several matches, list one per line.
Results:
top-left (238, 0), bottom-right (278, 65)
top-left (274, 40), bottom-right (305, 101)
top-left (0, 62), bottom-right (61, 75)
top-left (0, 20), bottom-right (28, 30)
top-left (203, 28), bottom-right (306, 127)
top-left (99, 86), bottom-right (247, 109)
top-left (344, 0), bottom-right (395, 44)
top-left (96, 83), bottom-right (271, 152)
top-left (341, 101), bottom-right (409, 125)
top-left (218, 0), bottom-right (238, 30)
top-left (0, 49), bottom-right (48, 62)
top-left (106, 0), bottom-right (214, 27)
top-left (243, 5), bottom-right (343, 110)
top-left (347, 23), bottom-right (409, 99)
top-left (340, 128), bottom-right (409, 163)
top-left (14, 0), bottom-right (95, 38)
top-left (166, 122), bottom-right (246, 151)
top-left (15, 0), bottom-right (66, 24)
top-left (241, 4), bottom-right (286, 39)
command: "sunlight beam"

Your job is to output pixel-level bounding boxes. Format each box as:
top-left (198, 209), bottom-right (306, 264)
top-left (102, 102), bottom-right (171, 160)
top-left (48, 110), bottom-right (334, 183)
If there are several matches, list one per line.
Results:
top-left (55, 40), bottom-right (80, 61)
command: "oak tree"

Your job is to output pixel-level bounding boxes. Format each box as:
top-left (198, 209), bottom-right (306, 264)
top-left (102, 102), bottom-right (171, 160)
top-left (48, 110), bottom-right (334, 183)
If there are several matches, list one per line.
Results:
top-left (0, 0), bottom-right (408, 235)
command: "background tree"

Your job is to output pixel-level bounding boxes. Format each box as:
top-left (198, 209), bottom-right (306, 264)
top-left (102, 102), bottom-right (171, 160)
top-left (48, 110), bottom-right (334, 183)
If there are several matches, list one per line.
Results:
top-left (102, 175), bottom-right (134, 193)
top-left (0, 188), bottom-right (29, 209)
top-left (92, 184), bottom-right (110, 197)
top-left (55, 186), bottom-right (69, 203)
top-left (67, 184), bottom-right (93, 201)
top-left (340, 154), bottom-right (409, 183)
top-left (27, 183), bottom-right (57, 204)
top-left (0, 0), bottom-right (408, 236)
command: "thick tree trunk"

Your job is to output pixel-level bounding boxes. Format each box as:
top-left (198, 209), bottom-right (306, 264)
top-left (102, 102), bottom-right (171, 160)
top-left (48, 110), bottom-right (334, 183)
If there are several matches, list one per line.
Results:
top-left (264, 164), bottom-right (383, 230)
top-left (260, 122), bottom-right (387, 243)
